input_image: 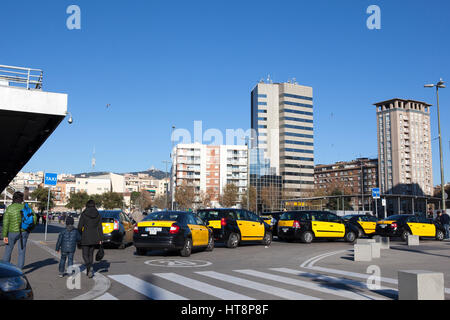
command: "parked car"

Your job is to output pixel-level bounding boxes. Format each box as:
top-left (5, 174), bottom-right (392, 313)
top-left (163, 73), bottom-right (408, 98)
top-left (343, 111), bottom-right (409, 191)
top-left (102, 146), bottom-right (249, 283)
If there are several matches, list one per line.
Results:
top-left (196, 208), bottom-right (272, 248)
top-left (342, 214), bottom-right (379, 238)
top-left (375, 214), bottom-right (445, 241)
top-left (0, 262), bottom-right (33, 300)
top-left (277, 211), bottom-right (358, 243)
top-left (133, 211), bottom-right (214, 257)
top-left (261, 212), bottom-right (283, 236)
top-left (100, 210), bottom-right (136, 249)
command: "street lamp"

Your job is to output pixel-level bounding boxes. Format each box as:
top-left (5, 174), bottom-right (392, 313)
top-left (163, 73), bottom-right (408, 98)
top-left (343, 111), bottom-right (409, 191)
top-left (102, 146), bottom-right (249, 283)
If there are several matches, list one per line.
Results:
top-left (425, 79), bottom-right (446, 211)
top-left (66, 111), bottom-right (73, 124)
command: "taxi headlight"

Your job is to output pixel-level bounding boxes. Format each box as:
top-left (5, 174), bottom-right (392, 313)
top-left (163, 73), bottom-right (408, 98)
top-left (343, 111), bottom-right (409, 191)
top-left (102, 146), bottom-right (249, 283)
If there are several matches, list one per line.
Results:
top-left (0, 276), bottom-right (28, 292)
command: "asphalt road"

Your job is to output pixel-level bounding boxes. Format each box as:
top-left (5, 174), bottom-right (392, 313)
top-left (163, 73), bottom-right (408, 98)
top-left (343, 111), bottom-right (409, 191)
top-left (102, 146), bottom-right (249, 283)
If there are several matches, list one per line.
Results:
top-left (2, 222), bottom-right (449, 301)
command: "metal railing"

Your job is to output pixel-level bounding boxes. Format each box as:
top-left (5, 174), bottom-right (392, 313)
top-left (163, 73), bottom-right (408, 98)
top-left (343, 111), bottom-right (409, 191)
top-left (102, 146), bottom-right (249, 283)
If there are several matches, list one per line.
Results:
top-left (0, 64), bottom-right (43, 90)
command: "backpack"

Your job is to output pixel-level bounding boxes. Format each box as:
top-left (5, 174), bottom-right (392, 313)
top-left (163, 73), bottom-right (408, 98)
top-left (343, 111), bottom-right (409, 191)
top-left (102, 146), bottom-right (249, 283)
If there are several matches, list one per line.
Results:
top-left (21, 203), bottom-right (36, 233)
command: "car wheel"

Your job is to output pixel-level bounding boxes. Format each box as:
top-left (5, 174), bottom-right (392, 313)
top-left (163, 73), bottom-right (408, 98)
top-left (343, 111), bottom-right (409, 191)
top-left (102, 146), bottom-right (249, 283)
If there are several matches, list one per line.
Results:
top-left (436, 230), bottom-right (445, 241)
top-left (180, 238), bottom-right (192, 257)
top-left (205, 235), bottom-right (214, 251)
top-left (136, 248), bottom-right (147, 256)
top-left (401, 230), bottom-right (411, 242)
top-left (344, 231), bottom-right (356, 243)
top-left (300, 231), bottom-right (314, 244)
top-left (226, 233), bottom-right (240, 249)
top-left (357, 227), bottom-right (364, 238)
top-left (262, 232), bottom-right (272, 246)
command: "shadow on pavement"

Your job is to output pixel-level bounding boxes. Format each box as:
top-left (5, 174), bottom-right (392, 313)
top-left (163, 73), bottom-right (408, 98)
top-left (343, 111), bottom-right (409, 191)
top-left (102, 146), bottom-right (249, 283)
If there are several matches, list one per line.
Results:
top-left (23, 258), bottom-right (58, 275)
top-left (32, 223), bottom-right (66, 234)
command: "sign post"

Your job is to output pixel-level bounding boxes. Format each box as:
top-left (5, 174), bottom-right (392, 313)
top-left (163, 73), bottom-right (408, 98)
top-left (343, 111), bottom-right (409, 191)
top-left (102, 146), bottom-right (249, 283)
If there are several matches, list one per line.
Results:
top-left (44, 173), bottom-right (58, 241)
top-left (372, 188), bottom-right (381, 218)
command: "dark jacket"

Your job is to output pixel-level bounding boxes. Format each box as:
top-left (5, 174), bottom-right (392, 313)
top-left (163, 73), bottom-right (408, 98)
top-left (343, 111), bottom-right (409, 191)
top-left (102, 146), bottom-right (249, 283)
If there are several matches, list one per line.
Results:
top-left (77, 207), bottom-right (103, 246)
top-left (439, 213), bottom-right (450, 225)
top-left (56, 226), bottom-right (81, 253)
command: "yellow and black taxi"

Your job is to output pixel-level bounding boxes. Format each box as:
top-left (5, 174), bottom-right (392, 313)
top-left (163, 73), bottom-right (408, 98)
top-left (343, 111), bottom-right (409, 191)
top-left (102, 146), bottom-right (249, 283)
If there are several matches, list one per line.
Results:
top-left (196, 208), bottom-right (272, 248)
top-left (375, 214), bottom-right (446, 241)
top-left (133, 211), bottom-right (214, 257)
top-left (342, 214), bottom-right (379, 238)
top-left (277, 211), bottom-right (359, 243)
top-left (100, 210), bottom-right (136, 249)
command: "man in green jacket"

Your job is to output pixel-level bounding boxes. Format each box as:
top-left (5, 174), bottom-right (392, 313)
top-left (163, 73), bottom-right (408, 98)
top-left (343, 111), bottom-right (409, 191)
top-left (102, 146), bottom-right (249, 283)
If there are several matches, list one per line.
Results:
top-left (2, 192), bottom-right (37, 270)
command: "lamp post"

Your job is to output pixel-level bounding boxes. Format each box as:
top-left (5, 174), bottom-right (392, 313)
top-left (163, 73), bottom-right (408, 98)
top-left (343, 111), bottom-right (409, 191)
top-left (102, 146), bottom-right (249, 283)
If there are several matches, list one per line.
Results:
top-left (425, 79), bottom-right (446, 212)
top-left (171, 126), bottom-right (176, 210)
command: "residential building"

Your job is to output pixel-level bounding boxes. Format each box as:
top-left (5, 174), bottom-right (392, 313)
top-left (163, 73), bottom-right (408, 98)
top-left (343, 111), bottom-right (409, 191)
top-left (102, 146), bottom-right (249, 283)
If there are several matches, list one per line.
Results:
top-left (251, 79), bottom-right (314, 199)
top-left (314, 158), bottom-right (379, 210)
top-left (172, 143), bottom-right (248, 208)
top-left (374, 98), bottom-right (433, 213)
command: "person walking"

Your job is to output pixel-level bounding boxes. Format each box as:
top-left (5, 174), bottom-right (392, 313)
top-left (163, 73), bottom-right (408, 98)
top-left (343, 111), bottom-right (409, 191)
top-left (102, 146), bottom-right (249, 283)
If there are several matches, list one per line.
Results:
top-left (56, 216), bottom-right (81, 277)
top-left (2, 192), bottom-right (37, 270)
top-left (437, 211), bottom-right (450, 240)
top-left (77, 200), bottom-right (103, 278)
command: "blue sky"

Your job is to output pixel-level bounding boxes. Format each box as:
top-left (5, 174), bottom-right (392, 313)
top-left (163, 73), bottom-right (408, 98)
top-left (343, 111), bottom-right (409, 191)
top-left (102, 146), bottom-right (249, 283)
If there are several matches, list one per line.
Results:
top-left (1, 0), bottom-right (449, 184)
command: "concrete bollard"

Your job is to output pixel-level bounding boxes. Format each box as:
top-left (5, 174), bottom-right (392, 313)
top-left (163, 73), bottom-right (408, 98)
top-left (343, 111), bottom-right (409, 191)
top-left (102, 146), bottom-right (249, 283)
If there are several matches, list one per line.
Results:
top-left (370, 242), bottom-right (381, 258)
top-left (373, 236), bottom-right (390, 249)
top-left (356, 239), bottom-right (376, 244)
top-left (354, 244), bottom-right (372, 262)
top-left (407, 235), bottom-right (420, 246)
top-left (398, 270), bottom-right (445, 300)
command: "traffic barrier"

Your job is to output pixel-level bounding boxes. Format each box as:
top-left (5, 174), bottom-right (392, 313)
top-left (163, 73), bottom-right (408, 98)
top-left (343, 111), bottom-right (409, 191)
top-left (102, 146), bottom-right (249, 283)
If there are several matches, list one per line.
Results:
top-left (373, 236), bottom-right (390, 249)
top-left (407, 235), bottom-right (420, 246)
top-left (398, 270), bottom-right (445, 300)
top-left (353, 244), bottom-right (372, 262)
top-left (370, 242), bottom-right (381, 258)
top-left (356, 239), bottom-right (375, 244)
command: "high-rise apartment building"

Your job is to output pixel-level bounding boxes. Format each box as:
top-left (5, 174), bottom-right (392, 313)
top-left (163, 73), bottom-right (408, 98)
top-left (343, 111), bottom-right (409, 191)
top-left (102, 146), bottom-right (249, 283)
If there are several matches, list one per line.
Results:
top-left (251, 80), bottom-right (314, 198)
top-left (172, 143), bottom-right (248, 208)
top-left (374, 99), bottom-right (433, 211)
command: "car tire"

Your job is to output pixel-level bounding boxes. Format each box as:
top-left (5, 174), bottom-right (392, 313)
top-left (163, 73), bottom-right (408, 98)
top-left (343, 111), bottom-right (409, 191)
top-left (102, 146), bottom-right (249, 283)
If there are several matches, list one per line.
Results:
top-left (357, 227), bottom-right (364, 238)
top-left (180, 238), bottom-right (192, 257)
top-left (401, 230), bottom-right (411, 242)
top-left (300, 231), bottom-right (314, 244)
top-left (436, 230), bottom-right (445, 241)
top-left (344, 231), bottom-right (356, 243)
top-left (226, 233), bottom-right (240, 249)
top-left (136, 248), bottom-right (147, 256)
top-left (262, 232), bottom-right (272, 246)
top-left (205, 235), bottom-right (214, 252)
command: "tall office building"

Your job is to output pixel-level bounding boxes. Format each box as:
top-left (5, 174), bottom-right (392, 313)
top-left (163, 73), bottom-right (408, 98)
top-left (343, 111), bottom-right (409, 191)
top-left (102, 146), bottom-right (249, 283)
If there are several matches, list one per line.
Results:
top-left (374, 99), bottom-right (433, 213)
top-left (251, 80), bottom-right (314, 199)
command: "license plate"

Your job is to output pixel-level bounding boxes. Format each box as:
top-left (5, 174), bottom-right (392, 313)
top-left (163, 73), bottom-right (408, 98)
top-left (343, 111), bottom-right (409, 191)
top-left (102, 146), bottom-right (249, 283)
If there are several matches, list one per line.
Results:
top-left (145, 227), bottom-right (162, 235)
top-left (282, 228), bottom-right (288, 232)
top-left (379, 224), bottom-right (387, 228)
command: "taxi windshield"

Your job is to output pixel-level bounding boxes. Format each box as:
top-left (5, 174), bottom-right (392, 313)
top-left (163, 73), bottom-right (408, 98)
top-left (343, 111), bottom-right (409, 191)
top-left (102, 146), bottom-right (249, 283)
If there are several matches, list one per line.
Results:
top-left (197, 210), bottom-right (232, 221)
top-left (385, 215), bottom-right (404, 221)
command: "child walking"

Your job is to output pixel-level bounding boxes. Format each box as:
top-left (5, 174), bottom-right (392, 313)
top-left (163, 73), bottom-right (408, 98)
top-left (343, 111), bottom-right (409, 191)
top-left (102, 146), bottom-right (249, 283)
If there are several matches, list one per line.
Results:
top-left (55, 216), bottom-right (81, 277)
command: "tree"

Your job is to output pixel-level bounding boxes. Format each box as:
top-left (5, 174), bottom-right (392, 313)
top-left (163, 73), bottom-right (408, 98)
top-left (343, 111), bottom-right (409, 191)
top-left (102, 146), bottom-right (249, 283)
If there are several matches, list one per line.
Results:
top-left (326, 189), bottom-right (353, 211)
top-left (175, 181), bottom-right (195, 210)
top-left (241, 185), bottom-right (257, 212)
top-left (102, 192), bottom-right (124, 210)
top-left (220, 183), bottom-right (239, 208)
top-left (89, 194), bottom-right (103, 209)
top-left (66, 191), bottom-right (89, 212)
top-left (198, 189), bottom-right (214, 209)
top-left (31, 186), bottom-right (55, 213)
top-left (136, 191), bottom-right (153, 210)
top-left (130, 191), bottom-right (141, 207)
top-left (153, 195), bottom-right (168, 210)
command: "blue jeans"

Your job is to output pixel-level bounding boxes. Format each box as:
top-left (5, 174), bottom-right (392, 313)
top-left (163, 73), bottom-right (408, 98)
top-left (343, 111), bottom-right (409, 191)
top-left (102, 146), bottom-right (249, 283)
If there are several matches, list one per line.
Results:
top-left (2, 232), bottom-right (29, 270)
top-left (59, 252), bottom-right (75, 274)
top-left (444, 224), bottom-right (450, 239)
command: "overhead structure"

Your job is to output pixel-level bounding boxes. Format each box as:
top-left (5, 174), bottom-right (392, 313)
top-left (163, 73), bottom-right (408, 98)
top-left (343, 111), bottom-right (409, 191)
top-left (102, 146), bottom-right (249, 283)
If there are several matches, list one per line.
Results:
top-left (0, 64), bottom-right (68, 192)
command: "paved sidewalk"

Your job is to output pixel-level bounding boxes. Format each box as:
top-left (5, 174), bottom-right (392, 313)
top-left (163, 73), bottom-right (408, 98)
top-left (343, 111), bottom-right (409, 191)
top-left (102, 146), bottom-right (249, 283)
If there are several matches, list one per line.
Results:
top-left (0, 222), bottom-right (109, 300)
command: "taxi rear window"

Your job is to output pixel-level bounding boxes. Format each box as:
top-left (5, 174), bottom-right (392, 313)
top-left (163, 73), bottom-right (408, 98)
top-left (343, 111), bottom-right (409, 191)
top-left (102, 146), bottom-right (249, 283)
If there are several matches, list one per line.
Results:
top-left (197, 210), bottom-right (236, 221)
top-left (385, 215), bottom-right (404, 221)
top-left (143, 212), bottom-right (185, 222)
top-left (280, 212), bottom-right (311, 221)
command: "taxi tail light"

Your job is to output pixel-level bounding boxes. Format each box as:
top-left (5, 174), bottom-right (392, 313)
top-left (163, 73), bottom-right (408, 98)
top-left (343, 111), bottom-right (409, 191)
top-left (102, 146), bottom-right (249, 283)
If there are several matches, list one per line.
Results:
top-left (221, 218), bottom-right (227, 227)
top-left (293, 220), bottom-right (301, 229)
top-left (133, 225), bottom-right (139, 234)
top-left (391, 223), bottom-right (398, 229)
top-left (113, 220), bottom-right (119, 231)
top-left (169, 223), bottom-right (180, 234)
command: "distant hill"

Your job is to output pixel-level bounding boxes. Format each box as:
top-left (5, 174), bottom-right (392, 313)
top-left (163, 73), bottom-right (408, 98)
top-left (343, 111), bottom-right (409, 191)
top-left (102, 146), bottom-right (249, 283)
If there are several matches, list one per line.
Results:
top-left (74, 169), bottom-right (168, 180)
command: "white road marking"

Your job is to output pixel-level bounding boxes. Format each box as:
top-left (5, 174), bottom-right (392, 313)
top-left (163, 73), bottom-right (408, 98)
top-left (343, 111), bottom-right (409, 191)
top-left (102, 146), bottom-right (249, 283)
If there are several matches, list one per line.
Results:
top-left (196, 271), bottom-right (320, 300)
top-left (235, 269), bottom-right (383, 300)
top-left (108, 274), bottom-right (187, 300)
top-left (95, 293), bottom-right (119, 300)
top-left (154, 272), bottom-right (255, 300)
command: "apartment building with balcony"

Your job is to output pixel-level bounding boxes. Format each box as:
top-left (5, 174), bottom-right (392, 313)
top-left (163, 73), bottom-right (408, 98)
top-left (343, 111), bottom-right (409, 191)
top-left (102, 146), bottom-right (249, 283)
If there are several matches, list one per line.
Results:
top-left (172, 143), bottom-right (248, 208)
